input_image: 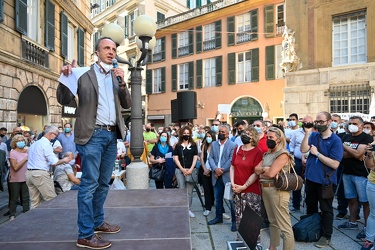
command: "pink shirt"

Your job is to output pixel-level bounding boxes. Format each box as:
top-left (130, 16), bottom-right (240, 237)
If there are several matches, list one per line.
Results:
top-left (9, 150), bottom-right (28, 182)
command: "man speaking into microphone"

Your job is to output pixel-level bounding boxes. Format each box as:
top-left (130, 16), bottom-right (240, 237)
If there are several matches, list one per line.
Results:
top-left (57, 37), bottom-right (131, 249)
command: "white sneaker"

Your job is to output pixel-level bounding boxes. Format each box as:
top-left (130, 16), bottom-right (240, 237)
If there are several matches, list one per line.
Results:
top-left (9, 216), bottom-right (15, 221)
top-left (189, 210), bottom-right (195, 218)
top-left (223, 213), bottom-right (231, 220)
top-left (203, 210), bottom-right (211, 216)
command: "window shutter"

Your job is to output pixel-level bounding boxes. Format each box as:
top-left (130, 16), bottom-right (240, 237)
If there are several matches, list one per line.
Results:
top-left (93, 32), bottom-right (98, 52)
top-left (0, 0), bottom-right (4, 23)
top-left (60, 12), bottom-right (68, 58)
top-left (227, 16), bottom-right (235, 46)
top-left (188, 28), bottom-right (194, 55)
top-left (251, 9), bottom-right (258, 41)
top-left (228, 53), bottom-right (236, 85)
top-left (45, 0), bottom-right (55, 51)
top-left (187, 0), bottom-right (190, 8)
top-left (188, 61), bottom-right (194, 90)
top-left (172, 64), bottom-right (177, 92)
top-left (251, 48), bottom-right (259, 82)
top-left (196, 59), bottom-right (202, 89)
top-left (264, 5), bottom-right (274, 38)
top-left (216, 56), bottom-right (222, 86)
top-left (124, 15), bottom-right (128, 38)
top-left (15, 0), bottom-right (27, 35)
top-left (161, 37), bottom-right (165, 60)
top-left (215, 20), bottom-right (222, 49)
top-left (146, 69), bottom-right (152, 94)
top-left (265, 45), bottom-right (275, 80)
top-left (161, 67), bottom-right (166, 93)
top-left (197, 0), bottom-right (201, 7)
top-left (77, 28), bottom-right (85, 67)
top-left (196, 26), bottom-right (202, 53)
top-left (171, 33), bottom-right (177, 59)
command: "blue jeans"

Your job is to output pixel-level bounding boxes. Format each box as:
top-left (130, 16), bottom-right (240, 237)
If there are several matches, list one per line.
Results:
top-left (366, 181), bottom-right (375, 242)
top-left (214, 176), bottom-right (235, 222)
top-left (76, 128), bottom-right (117, 239)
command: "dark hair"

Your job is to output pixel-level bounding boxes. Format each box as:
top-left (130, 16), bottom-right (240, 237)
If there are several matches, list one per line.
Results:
top-left (202, 130), bottom-right (217, 150)
top-left (289, 113), bottom-right (298, 120)
top-left (95, 37), bottom-right (116, 51)
top-left (64, 123), bottom-right (72, 128)
top-left (177, 126), bottom-right (196, 146)
top-left (0, 127), bottom-right (7, 131)
top-left (270, 124), bottom-right (285, 134)
top-left (364, 122), bottom-right (375, 131)
top-left (157, 131), bottom-right (171, 147)
top-left (237, 120), bottom-right (246, 126)
top-left (349, 115), bottom-right (364, 124)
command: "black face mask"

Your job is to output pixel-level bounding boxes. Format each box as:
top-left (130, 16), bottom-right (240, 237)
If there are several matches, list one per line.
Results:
top-left (313, 125), bottom-right (328, 133)
top-left (182, 135), bottom-right (190, 141)
top-left (240, 134), bottom-right (251, 145)
top-left (0, 134), bottom-right (4, 138)
top-left (237, 130), bottom-right (243, 136)
top-left (218, 133), bottom-right (225, 140)
top-left (267, 139), bottom-right (277, 149)
top-left (146, 128), bottom-right (151, 132)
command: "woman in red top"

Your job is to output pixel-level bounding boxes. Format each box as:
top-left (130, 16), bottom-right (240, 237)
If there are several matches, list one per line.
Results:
top-left (230, 127), bottom-right (263, 230)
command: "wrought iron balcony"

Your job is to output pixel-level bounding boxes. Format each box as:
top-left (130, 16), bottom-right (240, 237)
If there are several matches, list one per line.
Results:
top-left (21, 38), bottom-right (49, 68)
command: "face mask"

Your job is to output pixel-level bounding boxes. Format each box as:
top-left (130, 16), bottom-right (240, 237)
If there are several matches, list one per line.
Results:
top-left (240, 134), bottom-right (251, 145)
top-left (314, 125), bottom-right (329, 133)
top-left (160, 136), bottom-right (167, 143)
top-left (288, 121), bottom-right (296, 127)
top-left (64, 128), bottom-right (71, 133)
top-left (211, 126), bottom-right (219, 133)
top-left (206, 137), bottom-right (212, 144)
top-left (99, 61), bottom-right (113, 72)
top-left (16, 141), bottom-right (26, 148)
top-left (182, 135), bottom-right (190, 141)
top-left (58, 129), bottom-right (63, 133)
top-left (267, 139), bottom-right (277, 149)
top-left (146, 128), bottom-right (151, 132)
top-left (363, 129), bottom-right (371, 134)
top-left (15, 132), bottom-right (22, 135)
top-left (218, 133), bottom-right (225, 140)
top-left (348, 124), bottom-right (359, 133)
top-left (199, 133), bottom-right (205, 139)
top-left (254, 127), bottom-right (262, 134)
top-left (68, 159), bottom-right (75, 165)
top-left (298, 122), bottom-right (303, 127)
top-left (330, 122), bottom-right (338, 129)
top-left (237, 130), bottom-right (243, 136)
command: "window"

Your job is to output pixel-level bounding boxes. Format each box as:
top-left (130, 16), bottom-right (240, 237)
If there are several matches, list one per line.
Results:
top-left (203, 23), bottom-right (215, 51)
top-left (157, 12), bottom-right (165, 21)
top-left (67, 24), bottom-right (75, 61)
top-left (153, 39), bottom-right (162, 62)
top-left (153, 68), bottom-right (162, 93)
top-left (276, 3), bottom-right (285, 31)
top-left (204, 58), bottom-right (216, 87)
top-left (125, 9), bottom-right (138, 38)
top-left (333, 11), bottom-right (366, 66)
top-left (28, 0), bottom-right (40, 41)
top-left (329, 84), bottom-right (370, 113)
top-left (179, 63), bottom-right (189, 90)
top-left (178, 31), bottom-right (189, 56)
top-left (237, 51), bottom-right (252, 83)
top-left (237, 12), bottom-right (251, 43)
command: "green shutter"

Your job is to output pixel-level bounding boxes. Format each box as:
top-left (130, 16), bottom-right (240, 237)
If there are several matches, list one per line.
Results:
top-left (124, 15), bottom-right (128, 38)
top-left (161, 37), bottom-right (165, 60)
top-left (265, 45), bottom-right (275, 80)
top-left (146, 69), bottom-right (152, 94)
top-left (196, 26), bottom-right (202, 53)
top-left (251, 48), bottom-right (259, 82)
top-left (45, 0), bottom-right (55, 51)
top-left (93, 32), bottom-right (99, 52)
top-left (227, 16), bottom-right (235, 46)
top-left (251, 9), bottom-right (258, 41)
top-left (215, 20), bottom-right (221, 49)
top-left (196, 59), bottom-right (202, 89)
top-left (60, 12), bottom-right (68, 58)
top-left (264, 5), bottom-right (274, 38)
top-left (0, 0), bottom-right (4, 23)
top-left (187, 0), bottom-right (190, 8)
top-left (197, 0), bottom-right (201, 7)
top-left (15, 0), bottom-right (27, 35)
top-left (188, 61), bottom-right (194, 90)
top-left (228, 53), bottom-right (236, 85)
top-left (77, 28), bottom-right (84, 67)
top-left (188, 28), bottom-right (194, 55)
top-left (171, 33), bottom-right (177, 59)
top-left (172, 64), bottom-right (177, 92)
top-left (216, 56), bottom-right (222, 86)
top-left (161, 67), bottom-right (166, 93)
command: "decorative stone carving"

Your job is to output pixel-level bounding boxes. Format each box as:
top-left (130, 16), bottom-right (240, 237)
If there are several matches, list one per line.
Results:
top-left (280, 26), bottom-right (302, 73)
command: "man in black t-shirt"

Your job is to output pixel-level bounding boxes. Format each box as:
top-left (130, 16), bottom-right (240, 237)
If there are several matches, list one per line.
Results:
top-left (339, 116), bottom-right (373, 236)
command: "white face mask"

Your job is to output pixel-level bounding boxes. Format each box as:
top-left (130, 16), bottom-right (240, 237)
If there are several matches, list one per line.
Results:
top-left (363, 129), bottom-right (371, 134)
top-left (348, 124), bottom-right (359, 133)
top-left (68, 159), bottom-right (75, 165)
top-left (99, 61), bottom-right (113, 72)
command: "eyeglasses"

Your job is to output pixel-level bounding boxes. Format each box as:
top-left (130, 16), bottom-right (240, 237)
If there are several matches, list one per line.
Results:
top-left (212, 124), bottom-right (219, 126)
top-left (51, 132), bottom-right (58, 136)
top-left (314, 120), bottom-right (327, 125)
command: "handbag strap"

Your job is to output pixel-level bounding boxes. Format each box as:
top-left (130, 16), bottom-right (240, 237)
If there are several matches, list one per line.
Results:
top-left (317, 136), bottom-right (334, 181)
top-left (180, 145), bottom-right (186, 168)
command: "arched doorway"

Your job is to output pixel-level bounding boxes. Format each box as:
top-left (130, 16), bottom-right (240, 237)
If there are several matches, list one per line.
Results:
top-left (17, 86), bottom-right (48, 133)
top-left (230, 97), bottom-right (263, 124)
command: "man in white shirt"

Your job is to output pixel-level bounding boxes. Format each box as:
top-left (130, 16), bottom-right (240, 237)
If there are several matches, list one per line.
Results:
top-left (26, 125), bottom-right (73, 208)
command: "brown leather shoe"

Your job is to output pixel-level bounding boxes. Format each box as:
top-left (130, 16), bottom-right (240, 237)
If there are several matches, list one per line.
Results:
top-left (76, 234), bottom-right (111, 249)
top-left (94, 221), bottom-right (121, 234)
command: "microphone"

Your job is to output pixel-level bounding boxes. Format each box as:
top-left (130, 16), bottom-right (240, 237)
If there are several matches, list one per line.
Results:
top-left (112, 59), bottom-right (122, 83)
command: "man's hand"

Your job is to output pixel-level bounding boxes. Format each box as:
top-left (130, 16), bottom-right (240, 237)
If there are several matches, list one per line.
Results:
top-left (214, 168), bottom-right (224, 176)
top-left (310, 145), bottom-right (318, 156)
top-left (61, 59), bottom-right (76, 76)
top-left (112, 67), bottom-right (125, 81)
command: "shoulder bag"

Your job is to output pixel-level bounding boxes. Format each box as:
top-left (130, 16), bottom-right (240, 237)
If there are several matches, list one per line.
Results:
top-left (274, 153), bottom-right (304, 191)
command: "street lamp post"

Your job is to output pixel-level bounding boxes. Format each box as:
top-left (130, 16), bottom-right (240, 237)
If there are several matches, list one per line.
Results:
top-left (102, 15), bottom-right (156, 189)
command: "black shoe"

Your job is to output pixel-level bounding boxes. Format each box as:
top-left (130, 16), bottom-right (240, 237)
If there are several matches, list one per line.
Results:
top-left (357, 215), bottom-right (361, 221)
top-left (336, 213), bottom-right (349, 220)
top-left (231, 222), bottom-right (237, 232)
top-left (208, 217), bottom-right (223, 225)
top-left (3, 211), bottom-right (10, 216)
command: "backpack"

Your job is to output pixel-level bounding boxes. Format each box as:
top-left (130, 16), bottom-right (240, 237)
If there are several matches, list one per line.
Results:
top-left (292, 213), bottom-right (321, 242)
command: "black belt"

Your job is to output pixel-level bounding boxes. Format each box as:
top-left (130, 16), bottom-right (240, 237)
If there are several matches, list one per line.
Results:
top-left (95, 125), bottom-right (116, 131)
top-left (28, 169), bottom-right (46, 171)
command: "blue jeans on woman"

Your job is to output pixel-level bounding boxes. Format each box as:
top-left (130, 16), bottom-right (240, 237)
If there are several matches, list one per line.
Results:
top-left (366, 181), bottom-right (375, 242)
top-left (76, 128), bottom-right (117, 239)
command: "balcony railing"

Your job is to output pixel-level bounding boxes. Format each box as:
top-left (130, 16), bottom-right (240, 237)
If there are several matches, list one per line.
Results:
top-left (157, 0), bottom-right (246, 29)
top-left (276, 22), bottom-right (285, 35)
top-left (21, 39), bottom-right (49, 68)
top-left (203, 39), bottom-right (215, 51)
top-left (178, 46), bottom-right (189, 56)
top-left (153, 52), bottom-right (162, 62)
